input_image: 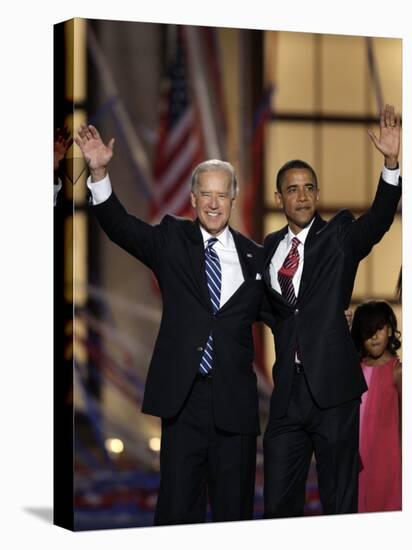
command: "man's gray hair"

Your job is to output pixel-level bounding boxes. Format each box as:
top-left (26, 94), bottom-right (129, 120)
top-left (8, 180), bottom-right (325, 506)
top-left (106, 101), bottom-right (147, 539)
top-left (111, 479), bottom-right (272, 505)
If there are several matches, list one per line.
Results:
top-left (191, 159), bottom-right (238, 199)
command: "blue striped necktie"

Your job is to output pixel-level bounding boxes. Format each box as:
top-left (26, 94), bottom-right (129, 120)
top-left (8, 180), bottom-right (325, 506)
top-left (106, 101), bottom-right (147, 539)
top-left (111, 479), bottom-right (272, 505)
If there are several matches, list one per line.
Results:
top-left (199, 237), bottom-right (221, 375)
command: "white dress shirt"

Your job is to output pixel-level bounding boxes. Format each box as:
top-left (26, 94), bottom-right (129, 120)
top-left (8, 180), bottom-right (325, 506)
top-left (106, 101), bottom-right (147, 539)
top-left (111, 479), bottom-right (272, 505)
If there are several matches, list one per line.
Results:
top-left (87, 173), bottom-right (113, 205)
top-left (86, 174), bottom-right (244, 308)
top-left (53, 180), bottom-right (62, 206)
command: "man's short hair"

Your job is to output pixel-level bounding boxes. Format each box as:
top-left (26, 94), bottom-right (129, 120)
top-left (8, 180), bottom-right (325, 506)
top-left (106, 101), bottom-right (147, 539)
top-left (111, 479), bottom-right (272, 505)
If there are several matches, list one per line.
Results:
top-left (191, 159), bottom-right (238, 198)
top-left (276, 159), bottom-right (318, 193)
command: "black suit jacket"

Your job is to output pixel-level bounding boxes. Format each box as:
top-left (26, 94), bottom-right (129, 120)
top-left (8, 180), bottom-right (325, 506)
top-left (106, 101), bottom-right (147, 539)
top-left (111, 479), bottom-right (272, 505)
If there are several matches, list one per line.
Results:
top-left (93, 192), bottom-right (264, 435)
top-left (263, 177), bottom-right (401, 418)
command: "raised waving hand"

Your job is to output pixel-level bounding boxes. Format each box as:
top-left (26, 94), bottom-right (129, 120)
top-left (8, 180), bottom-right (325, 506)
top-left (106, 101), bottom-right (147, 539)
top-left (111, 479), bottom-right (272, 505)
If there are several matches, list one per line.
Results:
top-left (368, 104), bottom-right (401, 169)
top-left (74, 124), bottom-right (115, 181)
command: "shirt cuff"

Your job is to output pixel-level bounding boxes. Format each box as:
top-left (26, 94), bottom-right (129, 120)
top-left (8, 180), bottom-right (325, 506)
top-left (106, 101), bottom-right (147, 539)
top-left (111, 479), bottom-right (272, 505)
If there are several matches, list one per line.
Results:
top-left (382, 165), bottom-right (400, 187)
top-left (53, 179), bottom-right (62, 207)
top-left (87, 174), bottom-right (113, 205)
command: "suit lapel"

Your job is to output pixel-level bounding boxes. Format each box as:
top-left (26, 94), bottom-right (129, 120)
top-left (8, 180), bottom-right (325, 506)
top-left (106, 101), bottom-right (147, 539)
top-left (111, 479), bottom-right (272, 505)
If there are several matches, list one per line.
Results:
top-left (185, 219), bottom-right (213, 311)
top-left (230, 228), bottom-right (256, 282)
top-left (263, 225), bottom-right (288, 290)
top-left (264, 226), bottom-right (288, 269)
top-left (217, 228), bottom-right (256, 314)
top-left (297, 213), bottom-right (326, 302)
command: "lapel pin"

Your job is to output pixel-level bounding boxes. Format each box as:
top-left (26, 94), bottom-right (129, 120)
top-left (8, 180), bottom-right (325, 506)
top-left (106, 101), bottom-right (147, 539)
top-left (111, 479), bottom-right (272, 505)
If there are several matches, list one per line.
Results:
top-left (246, 253), bottom-right (253, 258)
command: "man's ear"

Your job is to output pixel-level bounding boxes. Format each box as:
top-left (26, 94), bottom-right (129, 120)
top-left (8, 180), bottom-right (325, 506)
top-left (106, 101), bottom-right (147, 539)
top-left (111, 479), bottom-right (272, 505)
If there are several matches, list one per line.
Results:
top-left (274, 191), bottom-right (283, 209)
top-left (190, 191), bottom-right (197, 209)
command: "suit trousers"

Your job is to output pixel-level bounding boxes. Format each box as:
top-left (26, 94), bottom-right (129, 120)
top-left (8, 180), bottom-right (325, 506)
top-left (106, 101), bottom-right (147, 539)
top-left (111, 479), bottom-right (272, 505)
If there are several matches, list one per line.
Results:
top-left (263, 366), bottom-right (360, 518)
top-left (154, 374), bottom-right (257, 525)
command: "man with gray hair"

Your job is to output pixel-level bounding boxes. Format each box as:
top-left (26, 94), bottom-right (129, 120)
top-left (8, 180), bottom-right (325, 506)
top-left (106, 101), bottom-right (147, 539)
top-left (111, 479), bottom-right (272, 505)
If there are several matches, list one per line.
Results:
top-left (75, 125), bottom-right (264, 525)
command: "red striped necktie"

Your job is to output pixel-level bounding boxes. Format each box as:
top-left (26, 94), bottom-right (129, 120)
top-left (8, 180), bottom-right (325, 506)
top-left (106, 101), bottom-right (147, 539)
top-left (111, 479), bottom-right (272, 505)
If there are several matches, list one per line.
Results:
top-left (277, 236), bottom-right (300, 305)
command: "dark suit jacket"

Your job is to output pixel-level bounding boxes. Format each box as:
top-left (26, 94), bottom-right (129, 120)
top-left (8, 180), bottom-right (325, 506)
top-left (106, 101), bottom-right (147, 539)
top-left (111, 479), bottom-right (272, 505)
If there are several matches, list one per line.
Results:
top-left (93, 192), bottom-right (264, 435)
top-left (263, 177), bottom-right (401, 418)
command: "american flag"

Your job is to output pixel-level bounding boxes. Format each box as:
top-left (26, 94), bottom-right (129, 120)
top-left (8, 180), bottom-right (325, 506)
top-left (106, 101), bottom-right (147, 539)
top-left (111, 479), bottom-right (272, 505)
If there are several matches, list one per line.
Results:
top-left (243, 85), bottom-right (274, 238)
top-left (150, 27), bottom-right (205, 222)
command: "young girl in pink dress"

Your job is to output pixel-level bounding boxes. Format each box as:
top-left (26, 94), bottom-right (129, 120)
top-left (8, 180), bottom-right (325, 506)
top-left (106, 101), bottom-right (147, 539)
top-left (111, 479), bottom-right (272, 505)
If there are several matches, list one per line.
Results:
top-left (351, 300), bottom-right (402, 513)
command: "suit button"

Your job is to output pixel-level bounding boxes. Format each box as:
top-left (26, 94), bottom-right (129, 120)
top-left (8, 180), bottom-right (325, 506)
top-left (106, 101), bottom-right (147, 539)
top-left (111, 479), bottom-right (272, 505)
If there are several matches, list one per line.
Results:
top-left (197, 346), bottom-right (203, 352)
top-left (294, 308), bottom-right (299, 315)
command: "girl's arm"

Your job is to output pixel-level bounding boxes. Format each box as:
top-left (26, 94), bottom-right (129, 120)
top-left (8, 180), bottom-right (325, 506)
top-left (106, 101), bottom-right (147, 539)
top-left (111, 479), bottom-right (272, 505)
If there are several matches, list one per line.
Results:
top-left (393, 359), bottom-right (402, 439)
top-left (393, 359), bottom-right (402, 398)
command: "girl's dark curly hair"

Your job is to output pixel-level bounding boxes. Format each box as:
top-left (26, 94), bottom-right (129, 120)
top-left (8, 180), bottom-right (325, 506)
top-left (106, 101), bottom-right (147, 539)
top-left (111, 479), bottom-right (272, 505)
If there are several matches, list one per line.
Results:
top-left (351, 300), bottom-right (401, 358)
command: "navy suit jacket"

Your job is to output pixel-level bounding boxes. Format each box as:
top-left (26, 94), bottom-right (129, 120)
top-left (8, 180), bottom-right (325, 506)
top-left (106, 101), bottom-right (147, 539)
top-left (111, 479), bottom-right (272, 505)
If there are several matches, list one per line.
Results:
top-left (263, 176), bottom-right (401, 418)
top-left (93, 192), bottom-right (264, 435)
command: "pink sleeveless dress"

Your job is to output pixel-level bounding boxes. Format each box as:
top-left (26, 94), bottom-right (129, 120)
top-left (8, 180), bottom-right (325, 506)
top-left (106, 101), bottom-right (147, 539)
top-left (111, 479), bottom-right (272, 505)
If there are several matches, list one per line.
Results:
top-left (358, 356), bottom-right (401, 512)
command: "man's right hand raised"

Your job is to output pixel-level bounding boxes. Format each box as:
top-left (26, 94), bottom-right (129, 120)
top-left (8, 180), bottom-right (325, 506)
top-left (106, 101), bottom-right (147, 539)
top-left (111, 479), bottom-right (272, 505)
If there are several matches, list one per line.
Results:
top-left (74, 124), bottom-right (115, 182)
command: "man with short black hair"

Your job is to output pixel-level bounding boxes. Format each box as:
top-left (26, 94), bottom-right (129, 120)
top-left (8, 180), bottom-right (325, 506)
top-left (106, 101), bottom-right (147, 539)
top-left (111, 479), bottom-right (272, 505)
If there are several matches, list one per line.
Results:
top-left (262, 104), bottom-right (401, 517)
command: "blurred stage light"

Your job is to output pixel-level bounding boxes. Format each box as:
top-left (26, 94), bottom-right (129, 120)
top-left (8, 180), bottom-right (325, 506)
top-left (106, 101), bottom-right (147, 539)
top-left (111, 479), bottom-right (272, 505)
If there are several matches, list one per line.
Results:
top-left (105, 437), bottom-right (124, 454)
top-left (149, 437), bottom-right (161, 452)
